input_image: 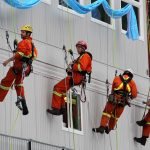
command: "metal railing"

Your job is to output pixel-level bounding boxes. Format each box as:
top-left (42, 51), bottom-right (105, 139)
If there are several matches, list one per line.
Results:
top-left (0, 134), bottom-right (72, 150)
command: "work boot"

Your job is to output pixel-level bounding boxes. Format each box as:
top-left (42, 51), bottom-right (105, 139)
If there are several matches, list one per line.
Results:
top-left (15, 99), bottom-right (23, 111)
top-left (136, 120), bottom-right (147, 126)
top-left (47, 108), bottom-right (62, 116)
top-left (21, 99), bottom-right (29, 115)
top-left (134, 136), bottom-right (147, 146)
top-left (92, 126), bottom-right (105, 134)
top-left (105, 126), bottom-right (111, 134)
top-left (16, 96), bottom-right (29, 115)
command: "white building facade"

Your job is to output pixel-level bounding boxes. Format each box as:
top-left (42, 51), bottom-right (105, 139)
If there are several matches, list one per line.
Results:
top-left (0, 0), bottom-right (149, 149)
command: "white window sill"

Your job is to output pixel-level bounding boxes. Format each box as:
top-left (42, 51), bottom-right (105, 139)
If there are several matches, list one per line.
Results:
top-left (42, 0), bottom-right (51, 5)
top-left (58, 5), bottom-right (84, 18)
top-left (91, 17), bottom-right (115, 30)
top-left (121, 29), bottom-right (144, 41)
top-left (62, 125), bottom-right (84, 135)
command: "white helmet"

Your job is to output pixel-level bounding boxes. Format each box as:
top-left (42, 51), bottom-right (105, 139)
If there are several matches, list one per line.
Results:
top-left (125, 69), bottom-right (133, 74)
top-left (123, 68), bottom-right (134, 78)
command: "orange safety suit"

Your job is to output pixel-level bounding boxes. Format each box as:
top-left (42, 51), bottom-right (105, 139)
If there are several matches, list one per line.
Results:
top-left (51, 52), bottom-right (92, 110)
top-left (100, 75), bottom-right (137, 130)
top-left (142, 107), bottom-right (150, 137)
top-left (0, 37), bottom-right (38, 101)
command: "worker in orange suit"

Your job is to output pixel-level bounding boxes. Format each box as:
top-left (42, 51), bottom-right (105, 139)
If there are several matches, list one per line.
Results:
top-left (0, 25), bottom-right (38, 115)
top-left (134, 100), bottom-right (150, 146)
top-left (47, 40), bottom-right (92, 115)
top-left (92, 69), bottom-right (137, 134)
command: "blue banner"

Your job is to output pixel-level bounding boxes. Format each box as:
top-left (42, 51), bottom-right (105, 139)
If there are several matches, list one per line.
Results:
top-left (4, 0), bottom-right (139, 40)
top-left (64, 0), bottom-right (139, 40)
top-left (5, 0), bottom-right (41, 9)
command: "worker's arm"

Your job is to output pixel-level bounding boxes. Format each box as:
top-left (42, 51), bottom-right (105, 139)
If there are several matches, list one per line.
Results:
top-left (130, 80), bottom-right (138, 99)
top-left (143, 100), bottom-right (150, 106)
top-left (73, 53), bottom-right (91, 72)
top-left (3, 55), bottom-right (15, 67)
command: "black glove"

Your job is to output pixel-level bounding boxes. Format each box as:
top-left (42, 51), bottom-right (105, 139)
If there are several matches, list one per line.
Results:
top-left (66, 68), bottom-right (72, 76)
top-left (13, 39), bottom-right (18, 53)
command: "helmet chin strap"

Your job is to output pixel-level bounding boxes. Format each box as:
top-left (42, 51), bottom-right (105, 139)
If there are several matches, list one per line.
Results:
top-left (22, 34), bottom-right (30, 39)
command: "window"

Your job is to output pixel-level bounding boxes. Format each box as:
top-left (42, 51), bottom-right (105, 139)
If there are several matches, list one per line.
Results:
top-left (121, 2), bottom-right (139, 31)
top-left (91, 0), bottom-right (111, 24)
top-left (59, 0), bottom-right (79, 9)
top-left (121, 0), bottom-right (144, 39)
top-left (58, 0), bottom-right (84, 17)
top-left (62, 91), bottom-right (83, 133)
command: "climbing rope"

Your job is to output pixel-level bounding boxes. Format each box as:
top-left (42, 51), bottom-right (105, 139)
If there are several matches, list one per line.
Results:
top-left (60, 1), bottom-right (76, 149)
top-left (7, 1), bottom-right (21, 149)
top-left (142, 0), bottom-right (150, 119)
top-left (105, 4), bottom-right (115, 150)
top-left (59, 2), bottom-right (71, 148)
top-left (63, 44), bottom-right (76, 150)
top-left (66, 3), bottom-right (79, 150)
top-left (142, 86), bottom-right (150, 119)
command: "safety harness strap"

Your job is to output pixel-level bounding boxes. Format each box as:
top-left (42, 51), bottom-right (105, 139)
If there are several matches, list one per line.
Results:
top-left (146, 122), bottom-right (150, 125)
top-left (119, 75), bottom-right (132, 93)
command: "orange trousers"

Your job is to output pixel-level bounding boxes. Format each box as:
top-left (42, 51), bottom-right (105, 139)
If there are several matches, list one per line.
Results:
top-left (0, 67), bottom-right (29, 102)
top-left (100, 101), bottom-right (124, 130)
top-left (51, 72), bottom-right (84, 110)
top-left (142, 110), bottom-right (150, 137)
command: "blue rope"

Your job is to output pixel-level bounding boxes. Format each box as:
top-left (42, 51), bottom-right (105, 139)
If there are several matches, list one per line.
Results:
top-left (5, 0), bottom-right (41, 9)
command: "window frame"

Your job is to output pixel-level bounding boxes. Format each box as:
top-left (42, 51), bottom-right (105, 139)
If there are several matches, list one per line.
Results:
top-left (90, 0), bottom-right (115, 30)
top-left (58, 0), bottom-right (85, 18)
top-left (121, 0), bottom-right (144, 41)
top-left (62, 91), bottom-right (84, 135)
top-left (42, 0), bottom-right (51, 5)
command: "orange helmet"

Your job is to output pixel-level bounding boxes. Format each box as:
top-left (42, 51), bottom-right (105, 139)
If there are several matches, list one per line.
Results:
top-left (76, 40), bottom-right (87, 50)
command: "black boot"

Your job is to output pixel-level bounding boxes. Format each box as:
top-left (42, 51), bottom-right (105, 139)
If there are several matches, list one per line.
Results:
top-left (136, 120), bottom-right (147, 126)
top-left (47, 108), bottom-right (63, 116)
top-left (15, 99), bottom-right (23, 111)
top-left (134, 136), bottom-right (147, 146)
top-left (92, 126), bottom-right (105, 134)
top-left (21, 99), bottom-right (29, 115)
top-left (105, 126), bottom-right (111, 134)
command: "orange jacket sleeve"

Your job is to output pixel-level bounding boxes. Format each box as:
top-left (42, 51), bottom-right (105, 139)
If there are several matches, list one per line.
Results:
top-left (34, 48), bottom-right (38, 59)
top-left (72, 53), bottom-right (92, 72)
top-left (129, 80), bottom-right (138, 99)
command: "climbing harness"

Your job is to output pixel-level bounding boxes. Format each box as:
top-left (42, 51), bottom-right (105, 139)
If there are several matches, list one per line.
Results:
top-left (108, 75), bottom-right (132, 107)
